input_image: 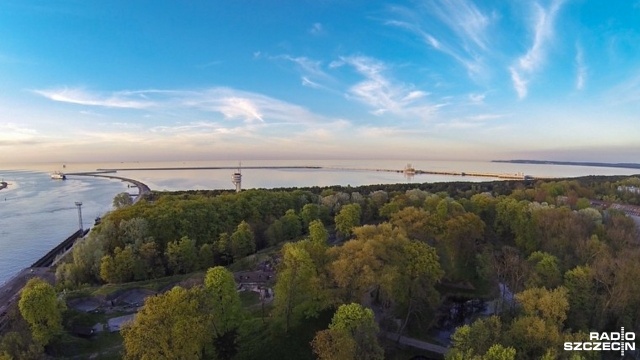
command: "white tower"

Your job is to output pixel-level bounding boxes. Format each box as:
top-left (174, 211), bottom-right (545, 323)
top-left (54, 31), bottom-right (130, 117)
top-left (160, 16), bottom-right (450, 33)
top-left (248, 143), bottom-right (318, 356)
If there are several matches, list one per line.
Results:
top-left (232, 163), bottom-right (242, 192)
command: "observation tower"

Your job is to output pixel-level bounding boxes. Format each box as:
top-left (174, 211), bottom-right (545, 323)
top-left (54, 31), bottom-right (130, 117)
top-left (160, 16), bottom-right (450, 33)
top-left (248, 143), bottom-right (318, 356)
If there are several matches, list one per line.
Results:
top-left (232, 164), bottom-right (242, 192)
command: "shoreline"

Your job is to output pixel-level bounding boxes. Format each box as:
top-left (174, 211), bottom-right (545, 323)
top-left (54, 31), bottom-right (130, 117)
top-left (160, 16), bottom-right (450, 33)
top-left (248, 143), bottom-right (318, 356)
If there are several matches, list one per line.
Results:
top-left (0, 173), bottom-right (151, 318)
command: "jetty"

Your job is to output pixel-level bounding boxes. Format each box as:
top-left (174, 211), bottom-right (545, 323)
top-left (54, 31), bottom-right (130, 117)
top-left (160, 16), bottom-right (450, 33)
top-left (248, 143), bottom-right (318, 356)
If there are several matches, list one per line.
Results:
top-left (65, 172), bottom-right (151, 201)
top-left (91, 165), bottom-right (534, 181)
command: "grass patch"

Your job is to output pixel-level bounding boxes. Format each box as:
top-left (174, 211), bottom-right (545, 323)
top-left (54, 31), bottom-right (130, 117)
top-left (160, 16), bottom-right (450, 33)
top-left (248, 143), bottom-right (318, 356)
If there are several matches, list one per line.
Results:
top-left (239, 290), bottom-right (261, 307)
top-left (236, 308), bottom-right (333, 360)
top-left (90, 273), bottom-right (197, 297)
top-left (53, 331), bottom-right (123, 359)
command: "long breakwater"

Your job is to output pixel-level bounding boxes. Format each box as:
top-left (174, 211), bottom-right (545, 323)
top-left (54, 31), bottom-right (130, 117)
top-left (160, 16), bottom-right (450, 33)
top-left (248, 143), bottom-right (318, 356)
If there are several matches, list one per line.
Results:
top-left (93, 165), bottom-right (534, 180)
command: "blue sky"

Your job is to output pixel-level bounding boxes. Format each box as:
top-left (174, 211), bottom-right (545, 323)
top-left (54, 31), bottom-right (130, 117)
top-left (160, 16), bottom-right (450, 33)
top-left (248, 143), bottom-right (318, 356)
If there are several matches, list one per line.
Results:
top-left (1, 0), bottom-right (639, 164)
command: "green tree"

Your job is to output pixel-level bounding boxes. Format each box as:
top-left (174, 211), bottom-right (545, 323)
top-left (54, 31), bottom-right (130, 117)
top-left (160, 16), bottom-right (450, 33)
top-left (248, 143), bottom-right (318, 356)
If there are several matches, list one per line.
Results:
top-left (482, 344), bottom-right (517, 360)
top-left (515, 286), bottom-right (569, 328)
top-left (525, 251), bottom-right (562, 289)
top-left (165, 236), bottom-right (198, 275)
top-left (312, 303), bottom-right (383, 360)
top-left (198, 243), bottom-right (216, 270)
top-left (113, 192), bottom-right (133, 209)
top-left (100, 245), bottom-right (138, 283)
top-left (446, 316), bottom-right (503, 359)
top-left (441, 212), bottom-right (485, 282)
top-left (304, 220), bottom-right (330, 272)
top-left (308, 219), bottom-right (329, 245)
top-left (203, 266), bottom-right (243, 359)
top-left (300, 203), bottom-right (321, 229)
top-left (18, 278), bottom-right (65, 347)
top-left (334, 204), bottom-right (361, 238)
top-left (0, 331), bottom-right (43, 360)
top-left (564, 266), bottom-right (595, 331)
top-left (122, 286), bottom-right (208, 360)
top-left (272, 242), bottom-right (325, 332)
top-left (231, 221), bottom-right (255, 259)
top-left (280, 209), bottom-right (302, 241)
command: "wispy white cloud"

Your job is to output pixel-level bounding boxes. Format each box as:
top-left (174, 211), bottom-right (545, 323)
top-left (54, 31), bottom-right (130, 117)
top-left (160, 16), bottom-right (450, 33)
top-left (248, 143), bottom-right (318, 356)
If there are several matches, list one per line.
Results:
top-left (34, 87), bottom-right (156, 109)
top-left (468, 93), bottom-right (486, 105)
top-left (423, 0), bottom-right (491, 51)
top-left (466, 113), bottom-right (507, 121)
top-left (384, 1), bottom-right (491, 78)
top-left (605, 72), bottom-right (640, 105)
top-left (276, 55), bottom-right (328, 79)
top-left (0, 123), bottom-right (42, 146)
top-left (575, 44), bottom-right (586, 90)
top-left (301, 77), bottom-right (322, 89)
top-left (510, 0), bottom-right (566, 98)
top-left (309, 22), bottom-right (324, 35)
top-left (33, 87), bottom-right (331, 124)
top-left (340, 56), bottom-right (437, 119)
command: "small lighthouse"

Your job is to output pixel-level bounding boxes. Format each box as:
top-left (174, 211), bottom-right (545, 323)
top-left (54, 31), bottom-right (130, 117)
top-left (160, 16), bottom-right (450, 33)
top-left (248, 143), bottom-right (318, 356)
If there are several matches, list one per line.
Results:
top-left (232, 164), bottom-right (242, 192)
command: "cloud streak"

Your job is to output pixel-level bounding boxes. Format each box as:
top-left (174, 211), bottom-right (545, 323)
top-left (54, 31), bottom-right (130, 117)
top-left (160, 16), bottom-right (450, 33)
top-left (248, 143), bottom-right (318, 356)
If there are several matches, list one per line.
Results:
top-left (575, 44), bottom-right (586, 90)
top-left (338, 56), bottom-right (436, 119)
top-left (34, 87), bottom-right (332, 124)
top-left (509, 0), bottom-right (566, 98)
top-left (385, 1), bottom-right (491, 78)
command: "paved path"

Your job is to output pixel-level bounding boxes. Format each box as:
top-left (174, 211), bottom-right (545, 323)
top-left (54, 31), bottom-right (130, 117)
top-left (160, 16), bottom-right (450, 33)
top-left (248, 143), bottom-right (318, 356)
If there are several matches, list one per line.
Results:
top-left (383, 331), bottom-right (448, 355)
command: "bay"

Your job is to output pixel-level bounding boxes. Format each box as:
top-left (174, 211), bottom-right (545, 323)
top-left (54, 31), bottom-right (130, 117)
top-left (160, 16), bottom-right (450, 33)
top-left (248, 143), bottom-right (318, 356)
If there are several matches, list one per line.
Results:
top-left (1, 159), bottom-right (639, 284)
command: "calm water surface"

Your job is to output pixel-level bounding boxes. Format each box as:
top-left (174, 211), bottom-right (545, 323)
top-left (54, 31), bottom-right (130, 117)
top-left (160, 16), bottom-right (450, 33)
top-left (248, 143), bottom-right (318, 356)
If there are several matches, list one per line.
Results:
top-left (1, 159), bottom-right (638, 284)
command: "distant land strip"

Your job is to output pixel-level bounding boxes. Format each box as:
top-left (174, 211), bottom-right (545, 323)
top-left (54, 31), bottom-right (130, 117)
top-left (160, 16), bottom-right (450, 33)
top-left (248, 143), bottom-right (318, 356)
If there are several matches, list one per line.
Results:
top-left (493, 160), bottom-right (640, 170)
top-left (94, 166), bottom-right (532, 180)
top-left (96, 166), bottom-right (322, 171)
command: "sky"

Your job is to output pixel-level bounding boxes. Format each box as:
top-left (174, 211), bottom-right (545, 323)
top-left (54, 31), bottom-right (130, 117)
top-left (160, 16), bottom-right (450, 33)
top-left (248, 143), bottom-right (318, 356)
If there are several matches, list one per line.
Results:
top-left (1, 0), bottom-right (639, 164)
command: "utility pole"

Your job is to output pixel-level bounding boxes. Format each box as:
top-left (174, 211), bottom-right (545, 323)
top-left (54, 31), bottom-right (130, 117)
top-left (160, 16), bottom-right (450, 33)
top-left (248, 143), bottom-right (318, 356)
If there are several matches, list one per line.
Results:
top-left (75, 202), bottom-right (83, 233)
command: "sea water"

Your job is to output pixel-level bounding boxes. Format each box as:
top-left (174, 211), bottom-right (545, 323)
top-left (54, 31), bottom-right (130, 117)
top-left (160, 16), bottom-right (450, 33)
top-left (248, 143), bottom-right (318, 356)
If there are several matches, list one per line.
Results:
top-left (1, 160), bottom-right (639, 284)
top-left (0, 170), bottom-right (129, 284)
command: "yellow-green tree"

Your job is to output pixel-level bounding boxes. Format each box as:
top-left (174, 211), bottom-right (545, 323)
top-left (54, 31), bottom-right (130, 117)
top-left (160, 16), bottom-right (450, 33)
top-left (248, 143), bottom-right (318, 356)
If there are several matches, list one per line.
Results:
top-left (203, 266), bottom-right (243, 359)
top-left (231, 221), bottom-right (255, 259)
top-left (165, 236), bottom-right (198, 275)
top-left (272, 242), bottom-right (325, 332)
top-left (18, 278), bottom-right (65, 347)
top-left (122, 286), bottom-right (208, 360)
top-left (311, 303), bottom-right (383, 360)
top-left (334, 203), bottom-right (361, 238)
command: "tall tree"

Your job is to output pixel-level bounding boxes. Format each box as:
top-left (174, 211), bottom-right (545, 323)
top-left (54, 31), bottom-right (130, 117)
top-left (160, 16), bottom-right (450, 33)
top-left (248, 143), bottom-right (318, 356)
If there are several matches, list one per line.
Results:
top-left (18, 278), bottom-right (65, 347)
top-left (312, 303), bottom-right (383, 360)
top-left (165, 236), bottom-right (198, 275)
top-left (334, 204), bottom-right (361, 238)
top-left (122, 286), bottom-right (208, 360)
top-left (203, 266), bottom-right (243, 359)
top-left (525, 251), bottom-right (561, 289)
top-left (231, 221), bottom-right (255, 259)
top-left (113, 192), bottom-right (133, 209)
top-left (272, 242), bottom-right (325, 332)
top-left (280, 209), bottom-right (302, 241)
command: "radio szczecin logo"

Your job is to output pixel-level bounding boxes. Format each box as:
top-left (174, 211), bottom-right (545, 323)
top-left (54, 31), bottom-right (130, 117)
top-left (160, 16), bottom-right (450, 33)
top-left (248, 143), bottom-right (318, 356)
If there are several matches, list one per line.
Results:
top-left (564, 327), bottom-right (636, 356)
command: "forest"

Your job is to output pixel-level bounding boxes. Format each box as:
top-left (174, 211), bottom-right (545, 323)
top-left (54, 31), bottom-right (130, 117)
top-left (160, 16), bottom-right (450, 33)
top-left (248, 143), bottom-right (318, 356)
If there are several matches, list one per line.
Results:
top-left (1, 175), bottom-right (640, 359)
